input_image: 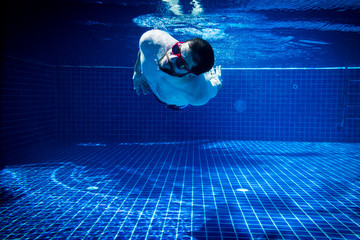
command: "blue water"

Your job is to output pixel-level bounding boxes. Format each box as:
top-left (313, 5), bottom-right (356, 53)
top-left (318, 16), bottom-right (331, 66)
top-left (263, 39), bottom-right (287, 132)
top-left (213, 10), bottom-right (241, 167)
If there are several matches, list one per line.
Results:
top-left (1, 141), bottom-right (360, 239)
top-left (1, 0), bottom-right (360, 239)
top-left (2, 0), bottom-right (360, 67)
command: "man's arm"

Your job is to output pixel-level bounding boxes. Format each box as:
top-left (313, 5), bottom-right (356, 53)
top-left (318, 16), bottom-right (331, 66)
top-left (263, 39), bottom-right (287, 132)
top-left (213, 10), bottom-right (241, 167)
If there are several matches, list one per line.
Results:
top-left (134, 50), bottom-right (141, 75)
top-left (190, 66), bottom-right (222, 106)
top-left (133, 50), bottom-right (150, 95)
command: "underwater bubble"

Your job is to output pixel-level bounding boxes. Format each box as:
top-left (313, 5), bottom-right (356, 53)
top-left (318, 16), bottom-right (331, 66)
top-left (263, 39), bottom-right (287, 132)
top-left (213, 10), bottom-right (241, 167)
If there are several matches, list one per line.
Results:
top-left (234, 99), bottom-right (247, 113)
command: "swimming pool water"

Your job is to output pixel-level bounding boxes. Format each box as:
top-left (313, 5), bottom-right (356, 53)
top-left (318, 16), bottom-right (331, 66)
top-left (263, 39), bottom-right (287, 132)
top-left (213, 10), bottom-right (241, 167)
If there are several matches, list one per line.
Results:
top-left (1, 1), bottom-right (360, 239)
top-left (3, 0), bottom-right (360, 67)
top-left (1, 140), bottom-right (359, 239)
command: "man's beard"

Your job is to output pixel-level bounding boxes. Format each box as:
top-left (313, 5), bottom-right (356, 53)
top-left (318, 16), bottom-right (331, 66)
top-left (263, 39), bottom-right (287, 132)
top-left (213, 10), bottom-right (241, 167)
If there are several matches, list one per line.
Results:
top-left (159, 64), bottom-right (174, 75)
top-left (158, 54), bottom-right (176, 76)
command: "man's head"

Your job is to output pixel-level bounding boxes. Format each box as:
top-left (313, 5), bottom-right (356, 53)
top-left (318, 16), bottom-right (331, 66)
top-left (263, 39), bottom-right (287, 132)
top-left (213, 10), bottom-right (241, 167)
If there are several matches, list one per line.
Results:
top-left (158, 37), bottom-right (214, 77)
top-left (185, 37), bottom-right (214, 75)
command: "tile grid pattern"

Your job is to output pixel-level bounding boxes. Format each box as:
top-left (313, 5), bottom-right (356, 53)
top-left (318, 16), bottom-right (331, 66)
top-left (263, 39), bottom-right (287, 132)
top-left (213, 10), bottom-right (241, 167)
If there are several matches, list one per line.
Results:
top-left (1, 141), bottom-right (359, 239)
top-left (2, 56), bottom-right (359, 147)
top-left (0, 57), bottom-right (57, 153)
top-left (56, 66), bottom-right (360, 142)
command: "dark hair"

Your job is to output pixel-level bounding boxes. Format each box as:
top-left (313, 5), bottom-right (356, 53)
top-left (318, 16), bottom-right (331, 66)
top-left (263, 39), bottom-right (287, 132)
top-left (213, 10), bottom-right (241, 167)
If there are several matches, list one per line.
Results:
top-left (186, 37), bottom-right (214, 75)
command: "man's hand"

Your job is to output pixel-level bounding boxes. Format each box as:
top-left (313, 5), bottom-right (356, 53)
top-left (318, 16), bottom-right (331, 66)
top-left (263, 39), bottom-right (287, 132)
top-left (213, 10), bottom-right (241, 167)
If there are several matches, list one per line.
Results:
top-left (133, 72), bottom-right (151, 95)
top-left (208, 65), bottom-right (222, 93)
top-left (212, 65), bottom-right (222, 82)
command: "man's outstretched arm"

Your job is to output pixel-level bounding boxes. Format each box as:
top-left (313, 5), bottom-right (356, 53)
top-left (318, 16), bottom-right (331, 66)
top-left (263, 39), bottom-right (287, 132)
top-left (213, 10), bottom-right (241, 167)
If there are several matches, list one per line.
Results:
top-left (132, 50), bottom-right (151, 95)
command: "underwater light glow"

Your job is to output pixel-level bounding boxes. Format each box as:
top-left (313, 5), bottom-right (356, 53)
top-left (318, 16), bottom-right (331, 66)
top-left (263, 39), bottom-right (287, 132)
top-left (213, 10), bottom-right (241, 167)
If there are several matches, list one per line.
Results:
top-left (234, 99), bottom-right (247, 113)
top-left (237, 188), bottom-right (249, 192)
top-left (77, 143), bottom-right (107, 147)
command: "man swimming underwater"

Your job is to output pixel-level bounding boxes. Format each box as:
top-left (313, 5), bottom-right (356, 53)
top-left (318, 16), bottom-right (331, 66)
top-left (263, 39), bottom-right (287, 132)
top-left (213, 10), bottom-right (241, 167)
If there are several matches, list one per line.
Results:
top-left (133, 30), bottom-right (222, 110)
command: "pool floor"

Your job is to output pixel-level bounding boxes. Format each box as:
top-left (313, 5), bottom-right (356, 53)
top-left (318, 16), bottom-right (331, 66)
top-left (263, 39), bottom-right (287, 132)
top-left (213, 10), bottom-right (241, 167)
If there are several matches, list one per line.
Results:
top-left (0, 140), bottom-right (359, 239)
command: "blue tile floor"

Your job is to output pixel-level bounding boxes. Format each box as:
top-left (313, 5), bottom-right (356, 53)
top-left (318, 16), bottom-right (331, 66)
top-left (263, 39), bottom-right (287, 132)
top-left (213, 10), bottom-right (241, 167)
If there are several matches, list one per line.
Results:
top-left (0, 140), bottom-right (359, 239)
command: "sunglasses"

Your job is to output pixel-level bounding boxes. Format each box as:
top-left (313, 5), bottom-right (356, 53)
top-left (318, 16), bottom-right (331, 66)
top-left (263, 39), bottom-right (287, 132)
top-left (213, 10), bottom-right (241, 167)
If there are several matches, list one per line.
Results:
top-left (171, 42), bottom-right (193, 73)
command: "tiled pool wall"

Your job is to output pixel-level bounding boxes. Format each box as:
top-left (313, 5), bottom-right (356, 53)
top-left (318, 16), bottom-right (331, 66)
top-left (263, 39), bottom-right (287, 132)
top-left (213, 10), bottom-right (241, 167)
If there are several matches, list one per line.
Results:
top-left (1, 57), bottom-right (359, 152)
top-left (1, 58), bottom-right (57, 153)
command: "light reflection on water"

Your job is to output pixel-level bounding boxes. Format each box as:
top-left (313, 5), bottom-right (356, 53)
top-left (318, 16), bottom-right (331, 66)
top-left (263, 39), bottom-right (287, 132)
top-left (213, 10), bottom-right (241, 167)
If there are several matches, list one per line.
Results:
top-left (0, 140), bottom-right (359, 238)
top-left (132, 0), bottom-right (360, 67)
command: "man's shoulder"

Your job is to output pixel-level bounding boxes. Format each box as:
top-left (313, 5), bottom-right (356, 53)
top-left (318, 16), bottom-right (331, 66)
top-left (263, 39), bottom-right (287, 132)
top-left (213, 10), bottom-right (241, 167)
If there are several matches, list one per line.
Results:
top-left (188, 74), bottom-right (219, 106)
top-left (140, 30), bottom-right (176, 57)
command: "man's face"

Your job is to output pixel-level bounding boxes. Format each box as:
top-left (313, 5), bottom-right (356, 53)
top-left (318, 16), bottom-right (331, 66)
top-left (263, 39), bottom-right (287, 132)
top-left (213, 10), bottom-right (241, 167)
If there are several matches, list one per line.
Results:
top-left (158, 42), bottom-right (198, 77)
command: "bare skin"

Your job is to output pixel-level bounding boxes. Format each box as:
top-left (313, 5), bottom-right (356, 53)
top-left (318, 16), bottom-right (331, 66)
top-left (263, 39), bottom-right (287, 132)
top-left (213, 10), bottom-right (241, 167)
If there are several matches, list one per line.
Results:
top-left (133, 30), bottom-right (222, 107)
